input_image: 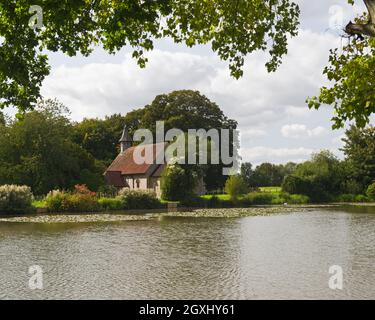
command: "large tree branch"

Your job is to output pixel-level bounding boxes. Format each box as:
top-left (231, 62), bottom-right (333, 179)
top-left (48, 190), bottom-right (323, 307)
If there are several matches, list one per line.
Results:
top-left (345, 0), bottom-right (375, 37)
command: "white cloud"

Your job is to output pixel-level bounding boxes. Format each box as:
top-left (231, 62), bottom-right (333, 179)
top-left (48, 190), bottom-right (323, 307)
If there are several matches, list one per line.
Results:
top-left (240, 128), bottom-right (267, 139)
top-left (40, 24), bottom-right (345, 164)
top-left (281, 124), bottom-right (327, 138)
top-left (332, 134), bottom-right (346, 146)
top-left (241, 146), bottom-right (316, 165)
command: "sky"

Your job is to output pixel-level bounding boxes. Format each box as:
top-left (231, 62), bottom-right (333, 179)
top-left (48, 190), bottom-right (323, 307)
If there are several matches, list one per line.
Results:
top-left (15, 0), bottom-right (375, 165)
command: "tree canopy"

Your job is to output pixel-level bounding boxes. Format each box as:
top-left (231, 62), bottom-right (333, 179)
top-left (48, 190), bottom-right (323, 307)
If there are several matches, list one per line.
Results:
top-left (0, 0), bottom-right (300, 114)
top-left (0, 99), bottom-right (104, 194)
top-left (124, 90), bottom-right (238, 190)
top-left (308, 20), bottom-right (375, 128)
top-left (1, 1), bottom-right (375, 126)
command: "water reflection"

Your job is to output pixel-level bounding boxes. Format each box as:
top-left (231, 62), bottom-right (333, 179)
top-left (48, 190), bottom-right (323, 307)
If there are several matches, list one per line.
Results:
top-left (0, 208), bottom-right (375, 299)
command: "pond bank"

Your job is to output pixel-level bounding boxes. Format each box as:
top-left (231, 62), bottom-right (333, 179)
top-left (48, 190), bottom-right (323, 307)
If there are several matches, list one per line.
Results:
top-left (2, 204), bottom-right (372, 224)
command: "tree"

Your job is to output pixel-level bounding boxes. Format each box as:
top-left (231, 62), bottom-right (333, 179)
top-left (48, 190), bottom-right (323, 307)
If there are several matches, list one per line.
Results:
top-left (72, 114), bottom-right (126, 163)
top-left (345, 0), bottom-right (375, 38)
top-left (161, 163), bottom-right (197, 201)
top-left (240, 162), bottom-right (254, 187)
top-left (0, 99), bottom-right (104, 194)
top-left (366, 182), bottom-right (375, 199)
top-left (341, 126), bottom-right (375, 190)
top-left (308, 13), bottom-right (375, 128)
top-left (2, 1), bottom-right (375, 127)
top-left (0, 0), bottom-right (300, 114)
top-left (224, 175), bottom-right (248, 201)
top-left (125, 90), bottom-right (238, 190)
top-left (282, 150), bottom-right (345, 202)
top-left (136, 90), bottom-right (237, 132)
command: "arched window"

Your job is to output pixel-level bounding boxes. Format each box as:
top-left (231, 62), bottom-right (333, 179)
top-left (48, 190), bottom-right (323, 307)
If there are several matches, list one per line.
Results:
top-left (136, 179), bottom-right (140, 189)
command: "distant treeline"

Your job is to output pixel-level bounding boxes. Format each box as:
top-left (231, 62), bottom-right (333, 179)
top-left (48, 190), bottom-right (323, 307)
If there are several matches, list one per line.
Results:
top-left (0, 90), bottom-right (237, 195)
top-left (1, 91), bottom-right (374, 201)
top-left (240, 126), bottom-right (375, 202)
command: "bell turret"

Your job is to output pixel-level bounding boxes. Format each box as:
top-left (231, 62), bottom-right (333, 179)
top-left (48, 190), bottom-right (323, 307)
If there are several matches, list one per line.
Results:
top-left (119, 125), bottom-right (132, 153)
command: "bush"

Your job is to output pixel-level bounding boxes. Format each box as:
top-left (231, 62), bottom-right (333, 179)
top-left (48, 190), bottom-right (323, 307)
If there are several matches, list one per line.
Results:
top-left (0, 185), bottom-right (34, 215)
top-left (98, 185), bottom-right (118, 198)
top-left (355, 194), bottom-right (370, 203)
top-left (118, 188), bottom-right (161, 210)
top-left (207, 195), bottom-right (221, 208)
top-left (161, 164), bottom-right (196, 201)
top-left (366, 182), bottom-right (375, 200)
top-left (98, 197), bottom-right (123, 211)
top-left (224, 175), bottom-right (248, 201)
top-left (335, 194), bottom-right (357, 202)
top-left (241, 192), bottom-right (309, 206)
top-left (244, 192), bottom-right (274, 205)
top-left (45, 185), bottom-right (101, 213)
top-left (282, 175), bottom-right (310, 195)
top-left (282, 174), bottom-right (330, 203)
top-left (180, 195), bottom-right (207, 208)
top-left (45, 190), bottom-right (69, 212)
top-left (287, 194), bottom-right (310, 204)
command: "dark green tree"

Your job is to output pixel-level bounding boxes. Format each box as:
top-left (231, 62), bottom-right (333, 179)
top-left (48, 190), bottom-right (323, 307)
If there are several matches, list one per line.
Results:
top-left (125, 90), bottom-right (238, 190)
top-left (308, 13), bottom-right (375, 128)
top-left (161, 163), bottom-right (197, 201)
top-left (72, 114), bottom-right (126, 163)
top-left (341, 126), bottom-right (375, 191)
top-left (240, 162), bottom-right (254, 187)
top-left (0, 0), bottom-right (300, 114)
top-left (282, 150), bottom-right (345, 202)
top-left (0, 99), bottom-right (104, 194)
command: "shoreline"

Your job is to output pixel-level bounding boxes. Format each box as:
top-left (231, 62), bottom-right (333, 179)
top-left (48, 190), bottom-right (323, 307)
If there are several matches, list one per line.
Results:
top-left (1, 203), bottom-right (375, 224)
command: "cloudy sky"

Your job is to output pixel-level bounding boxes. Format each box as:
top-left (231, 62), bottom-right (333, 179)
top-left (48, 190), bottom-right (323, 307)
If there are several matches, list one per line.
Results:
top-left (29, 1), bottom-right (375, 164)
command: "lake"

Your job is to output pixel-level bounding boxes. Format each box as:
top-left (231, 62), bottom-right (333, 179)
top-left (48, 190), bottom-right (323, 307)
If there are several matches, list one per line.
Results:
top-left (0, 206), bottom-right (375, 299)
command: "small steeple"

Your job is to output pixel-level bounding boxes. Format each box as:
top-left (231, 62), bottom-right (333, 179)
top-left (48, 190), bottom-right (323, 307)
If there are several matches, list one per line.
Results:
top-left (119, 125), bottom-right (132, 153)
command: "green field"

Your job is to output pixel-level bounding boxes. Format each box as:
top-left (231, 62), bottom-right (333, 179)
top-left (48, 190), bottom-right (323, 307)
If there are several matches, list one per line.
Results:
top-left (201, 194), bottom-right (231, 201)
top-left (259, 187), bottom-right (282, 193)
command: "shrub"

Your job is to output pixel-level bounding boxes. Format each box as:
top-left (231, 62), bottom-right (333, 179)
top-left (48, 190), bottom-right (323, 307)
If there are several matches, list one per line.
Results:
top-left (207, 195), bottom-right (221, 208)
top-left (0, 185), bottom-right (34, 215)
top-left (366, 182), bottom-right (375, 200)
top-left (224, 175), bottom-right (248, 201)
top-left (335, 194), bottom-right (357, 202)
top-left (161, 164), bottom-right (196, 201)
top-left (98, 197), bottom-right (123, 211)
top-left (355, 194), bottom-right (370, 203)
top-left (98, 185), bottom-right (118, 198)
top-left (287, 194), bottom-right (310, 204)
top-left (118, 188), bottom-right (161, 210)
top-left (282, 175), bottom-right (310, 195)
top-left (45, 190), bottom-right (69, 212)
top-left (244, 192), bottom-right (274, 205)
top-left (341, 179), bottom-right (364, 195)
top-left (282, 174), bottom-right (330, 203)
top-left (180, 195), bottom-right (207, 208)
top-left (241, 192), bottom-right (309, 206)
top-left (45, 185), bottom-right (101, 213)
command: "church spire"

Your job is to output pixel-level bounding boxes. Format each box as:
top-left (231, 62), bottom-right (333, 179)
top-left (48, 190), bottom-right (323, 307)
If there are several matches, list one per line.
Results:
top-left (119, 125), bottom-right (132, 153)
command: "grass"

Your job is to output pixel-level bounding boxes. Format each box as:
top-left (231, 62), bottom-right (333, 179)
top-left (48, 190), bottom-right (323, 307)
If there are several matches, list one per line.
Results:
top-left (202, 187), bottom-right (282, 201)
top-left (201, 194), bottom-right (231, 201)
top-left (32, 199), bottom-right (47, 208)
top-left (259, 186), bottom-right (282, 193)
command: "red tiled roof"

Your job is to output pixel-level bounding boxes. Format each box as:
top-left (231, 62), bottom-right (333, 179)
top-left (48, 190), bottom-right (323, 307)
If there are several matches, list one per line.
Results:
top-left (105, 143), bottom-right (166, 175)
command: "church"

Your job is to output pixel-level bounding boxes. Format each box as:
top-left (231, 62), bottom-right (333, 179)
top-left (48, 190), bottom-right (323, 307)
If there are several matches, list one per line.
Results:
top-left (104, 126), bottom-right (166, 197)
top-left (104, 125), bottom-right (206, 198)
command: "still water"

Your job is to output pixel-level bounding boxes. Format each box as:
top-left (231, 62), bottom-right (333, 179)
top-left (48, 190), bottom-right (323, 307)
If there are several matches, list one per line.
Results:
top-left (0, 207), bottom-right (375, 299)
